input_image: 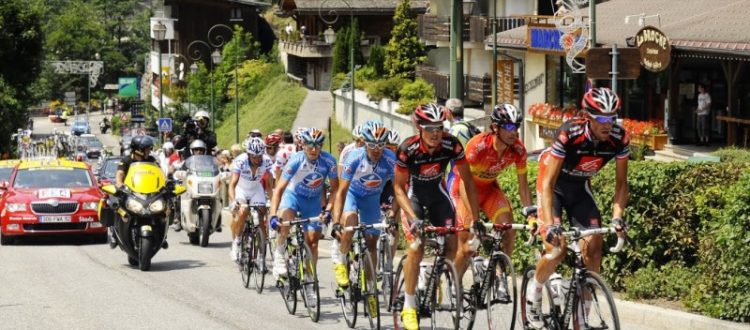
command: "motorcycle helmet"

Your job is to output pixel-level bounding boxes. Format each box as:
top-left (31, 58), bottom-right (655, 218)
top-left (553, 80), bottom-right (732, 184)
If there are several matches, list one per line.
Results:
top-left (245, 137), bottom-right (265, 156)
top-left (162, 142), bottom-right (174, 151)
top-left (582, 87), bottom-right (621, 116)
top-left (490, 103), bottom-right (523, 126)
top-left (130, 135), bottom-right (155, 157)
top-left (189, 139), bottom-right (207, 154)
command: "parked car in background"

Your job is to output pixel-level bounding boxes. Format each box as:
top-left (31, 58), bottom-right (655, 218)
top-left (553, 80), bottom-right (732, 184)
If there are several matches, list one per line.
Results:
top-left (0, 159), bottom-right (106, 245)
top-left (80, 134), bottom-right (104, 159)
top-left (71, 119), bottom-right (91, 136)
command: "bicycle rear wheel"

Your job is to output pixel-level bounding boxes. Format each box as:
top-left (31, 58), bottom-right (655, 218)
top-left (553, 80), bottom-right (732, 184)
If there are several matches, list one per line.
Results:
top-left (239, 228), bottom-right (253, 288)
top-left (430, 259), bottom-right (462, 330)
top-left (250, 228), bottom-right (266, 293)
top-left (573, 272), bottom-right (620, 330)
top-left (339, 253), bottom-right (358, 328)
top-left (519, 267), bottom-right (557, 329)
top-left (300, 243), bottom-right (321, 322)
top-left (362, 250), bottom-right (380, 329)
top-left (486, 253), bottom-right (517, 330)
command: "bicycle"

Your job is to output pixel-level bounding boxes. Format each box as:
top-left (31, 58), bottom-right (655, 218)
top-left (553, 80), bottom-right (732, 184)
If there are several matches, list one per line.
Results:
top-left (460, 220), bottom-right (536, 330)
top-left (336, 222), bottom-right (388, 329)
top-left (519, 225), bottom-right (626, 330)
top-left (377, 211), bottom-right (398, 312)
top-left (237, 202), bottom-right (272, 293)
top-left (275, 215), bottom-right (322, 322)
top-left (391, 225), bottom-right (466, 330)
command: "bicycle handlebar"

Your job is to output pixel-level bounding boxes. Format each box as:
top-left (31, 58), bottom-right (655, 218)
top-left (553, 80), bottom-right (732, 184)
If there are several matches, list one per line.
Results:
top-left (408, 225), bottom-right (468, 250)
top-left (544, 226), bottom-right (626, 260)
top-left (279, 216), bottom-right (323, 227)
top-left (342, 222), bottom-right (388, 232)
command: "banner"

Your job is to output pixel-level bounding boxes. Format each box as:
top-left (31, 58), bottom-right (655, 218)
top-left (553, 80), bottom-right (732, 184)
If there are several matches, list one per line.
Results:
top-left (118, 77), bottom-right (139, 98)
top-left (497, 60), bottom-right (514, 104)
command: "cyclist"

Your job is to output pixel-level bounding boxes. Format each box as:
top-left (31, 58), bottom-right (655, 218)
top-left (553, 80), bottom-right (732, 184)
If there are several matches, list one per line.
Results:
top-left (393, 103), bottom-right (480, 330)
top-left (264, 133), bottom-right (282, 166)
top-left (228, 137), bottom-right (274, 262)
top-left (338, 123), bottom-right (366, 172)
top-left (269, 127), bottom-right (338, 279)
top-left (331, 124), bottom-right (395, 288)
top-left (273, 128), bottom-right (305, 180)
top-left (526, 87), bottom-right (629, 328)
top-left (447, 103), bottom-right (535, 282)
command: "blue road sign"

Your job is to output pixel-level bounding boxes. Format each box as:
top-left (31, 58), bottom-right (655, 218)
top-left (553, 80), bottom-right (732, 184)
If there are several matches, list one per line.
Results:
top-left (157, 118), bottom-right (173, 132)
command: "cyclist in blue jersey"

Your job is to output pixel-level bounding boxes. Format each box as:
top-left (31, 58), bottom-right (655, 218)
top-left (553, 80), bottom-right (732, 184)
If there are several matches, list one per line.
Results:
top-left (331, 124), bottom-right (395, 287)
top-left (269, 127), bottom-right (338, 277)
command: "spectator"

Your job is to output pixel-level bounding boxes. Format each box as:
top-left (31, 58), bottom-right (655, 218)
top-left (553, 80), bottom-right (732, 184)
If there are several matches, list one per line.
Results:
top-left (230, 143), bottom-right (243, 159)
top-left (695, 83), bottom-right (711, 146)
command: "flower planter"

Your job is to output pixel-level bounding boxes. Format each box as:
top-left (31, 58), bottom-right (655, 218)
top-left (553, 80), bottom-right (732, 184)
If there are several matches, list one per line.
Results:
top-left (630, 133), bottom-right (667, 150)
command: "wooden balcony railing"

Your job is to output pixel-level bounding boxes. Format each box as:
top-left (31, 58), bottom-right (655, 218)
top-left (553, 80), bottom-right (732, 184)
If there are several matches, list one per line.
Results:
top-left (416, 65), bottom-right (493, 105)
top-left (279, 36), bottom-right (379, 58)
top-left (419, 15), bottom-right (528, 43)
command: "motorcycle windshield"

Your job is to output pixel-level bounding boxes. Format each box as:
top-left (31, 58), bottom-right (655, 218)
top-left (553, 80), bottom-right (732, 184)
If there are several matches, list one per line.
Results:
top-left (185, 155), bottom-right (220, 177)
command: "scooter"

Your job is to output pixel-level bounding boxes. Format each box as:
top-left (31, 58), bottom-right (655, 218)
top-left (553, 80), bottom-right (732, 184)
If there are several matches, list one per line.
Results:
top-left (100, 162), bottom-right (186, 271)
top-left (174, 155), bottom-right (228, 247)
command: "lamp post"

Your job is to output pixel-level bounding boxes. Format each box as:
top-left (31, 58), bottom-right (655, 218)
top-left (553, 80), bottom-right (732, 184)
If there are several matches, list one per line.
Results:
top-left (449, 0), bottom-right (475, 100)
top-left (320, 0), bottom-right (355, 130)
top-left (88, 52), bottom-right (100, 114)
top-left (190, 63), bottom-right (198, 115)
top-left (153, 21), bottom-right (167, 142)
top-left (187, 24), bottom-right (233, 133)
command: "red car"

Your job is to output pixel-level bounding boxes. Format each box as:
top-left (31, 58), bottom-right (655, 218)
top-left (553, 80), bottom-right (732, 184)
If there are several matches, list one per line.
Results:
top-left (0, 159), bottom-right (107, 245)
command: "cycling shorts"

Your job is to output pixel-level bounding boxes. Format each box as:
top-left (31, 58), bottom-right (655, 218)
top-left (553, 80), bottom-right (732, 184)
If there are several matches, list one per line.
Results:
top-left (343, 191), bottom-right (382, 236)
top-left (279, 191), bottom-right (323, 232)
top-left (448, 175), bottom-right (511, 228)
top-left (234, 186), bottom-right (267, 207)
top-left (400, 184), bottom-right (456, 242)
top-left (537, 152), bottom-right (601, 229)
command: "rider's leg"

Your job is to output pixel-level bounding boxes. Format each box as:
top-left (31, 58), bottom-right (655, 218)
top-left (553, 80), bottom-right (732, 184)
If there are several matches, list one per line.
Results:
top-left (304, 225), bottom-right (322, 267)
top-left (337, 212), bottom-right (359, 260)
top-left (232, 204), bottom-right (249, 240)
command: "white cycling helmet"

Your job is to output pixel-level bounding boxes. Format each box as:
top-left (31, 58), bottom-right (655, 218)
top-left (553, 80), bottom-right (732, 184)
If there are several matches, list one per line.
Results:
top-left (245, 137), bottom-right (265, 156)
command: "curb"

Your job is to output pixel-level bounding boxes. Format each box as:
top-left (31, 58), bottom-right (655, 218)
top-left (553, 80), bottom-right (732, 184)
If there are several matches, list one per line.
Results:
top-left (616, 299), bottom-right (750, 330)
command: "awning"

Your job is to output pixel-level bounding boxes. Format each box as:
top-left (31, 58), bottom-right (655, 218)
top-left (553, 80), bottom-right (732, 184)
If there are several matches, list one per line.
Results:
top-left (103, 84), bottom-right (119, 91)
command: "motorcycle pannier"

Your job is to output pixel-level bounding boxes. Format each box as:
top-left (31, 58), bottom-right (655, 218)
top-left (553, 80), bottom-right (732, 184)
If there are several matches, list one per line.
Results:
top-left (99, 206), bottom-right (116, 227)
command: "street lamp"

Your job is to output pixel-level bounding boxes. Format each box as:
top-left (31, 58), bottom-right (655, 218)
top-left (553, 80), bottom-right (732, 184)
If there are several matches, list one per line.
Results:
top-left (187, 24), bottom-right (233, 133)
top-left (88, 52), bottom-right (101, 114)
top-left (319, 0), bottom-right (355, 130)
top-left (153, 21), bottom-right (167, 142)
top-left (190, 63), bottom-right (198, 115)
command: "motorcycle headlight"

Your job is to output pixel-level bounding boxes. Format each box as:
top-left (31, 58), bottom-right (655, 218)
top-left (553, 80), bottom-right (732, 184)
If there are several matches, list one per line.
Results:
top-left (148, 199), bottom-right (166, 213)
top-left (7, 203), bottom-right (27, 212)
top-left (197, 182), bottom-right (214, 194)
top-left (82, 201), bottom-right (99, 210)
top-left (126, 198), bottom-right (145, 213)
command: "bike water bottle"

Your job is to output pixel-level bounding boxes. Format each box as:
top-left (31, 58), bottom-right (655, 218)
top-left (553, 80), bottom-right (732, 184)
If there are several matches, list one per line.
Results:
top-left (549, 272), bottom-right (563, 307)
top-left (417, 261), bottom-right (431, 291)
top-left (472, 256), bottom-right (486, 282)
top-left (250, 208), bottom-right (260, 226)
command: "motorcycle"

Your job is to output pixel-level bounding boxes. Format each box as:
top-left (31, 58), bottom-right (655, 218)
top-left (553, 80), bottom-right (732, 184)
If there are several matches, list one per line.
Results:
top-left (173, 155), bottom-right (227, 247)
top-left (99, 162), bottom-right (186, 271)
top-left (100, 120), bottom-right (110, 134)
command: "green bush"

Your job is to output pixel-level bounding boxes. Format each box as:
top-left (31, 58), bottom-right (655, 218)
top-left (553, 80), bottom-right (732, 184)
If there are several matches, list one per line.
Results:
top-left (624, 262), bottom-right (695, 300)
top-left (367, 44), bottom-right (386, 76)
top-left (365, 77), bottom-right (408, 101)
top-left (330, 72), bottom-right (348, 92)
top-left (396, 78), bottom-right (435, 115)
top-left (713, 146), bottom-right (750, 163)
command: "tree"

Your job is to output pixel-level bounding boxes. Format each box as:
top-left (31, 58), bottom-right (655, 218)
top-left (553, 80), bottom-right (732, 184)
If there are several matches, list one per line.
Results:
top-left (331, 26), bottom-right (349, 75)
top-left (367, 44), bottom-right (386, 76)
top-left (384, 0), bottom-right (426, 80)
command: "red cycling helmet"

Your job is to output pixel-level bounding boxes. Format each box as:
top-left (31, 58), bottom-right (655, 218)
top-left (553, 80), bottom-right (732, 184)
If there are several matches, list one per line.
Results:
top-left (412, 103), bottom-right (447, 126)
top-left (264, 133), bottom-right (282, 147)
top-left (581, 87), bottom-right (621, 116)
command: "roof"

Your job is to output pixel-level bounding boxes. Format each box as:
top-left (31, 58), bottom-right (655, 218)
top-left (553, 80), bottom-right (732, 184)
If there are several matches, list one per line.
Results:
top-left (287, 0), bottom-right (427, 13)
top-left (486, 0), bottom-right (750, 55)
top-left (18, 159), bottom-right (89, 170)
top-left (0, 160), bottom-right (21, 167)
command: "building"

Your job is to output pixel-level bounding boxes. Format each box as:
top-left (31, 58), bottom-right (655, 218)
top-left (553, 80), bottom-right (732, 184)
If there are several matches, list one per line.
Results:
top-left (275, 0), bottom-right (428, 90)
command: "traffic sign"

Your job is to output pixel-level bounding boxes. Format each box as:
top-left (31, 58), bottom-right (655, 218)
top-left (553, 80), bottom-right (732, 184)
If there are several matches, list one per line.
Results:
top-left (157, 118), bottom-right (173, 132)
top-left (64, 91), bottom-right (76, 106)
top-left (585, 47), bottom-right (641, 80)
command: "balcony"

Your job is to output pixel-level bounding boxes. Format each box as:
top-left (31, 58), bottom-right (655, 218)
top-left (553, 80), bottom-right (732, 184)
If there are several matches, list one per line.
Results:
top-left (418, 15), bottom-right (527, 43)
top-left (279, 36), bottom-right (380, 59)
top-left (416, 65), bottom-right (491, 104)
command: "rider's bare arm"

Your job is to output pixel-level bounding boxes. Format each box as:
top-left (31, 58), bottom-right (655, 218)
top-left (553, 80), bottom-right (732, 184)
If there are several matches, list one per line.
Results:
top-left (393, 168), bottom-right (417, 221)
top-left (456, 161), bottom-right (480, 224)
top-left (540, 156), bottom-right (564, 226)
top-left (612, 157), bottom-right (629, 220)
top-left (228, 173), bottom-right (240, 203)
top-left (115, 170), bottom-right (125, 188)
top-left (517, 171), bottom-right (534, 208)
top-left (326, 178), bottom-right (339, 212)
top-left (270, 177), bottom-right (290, 216)
top-left (332, 179), bottom-right (352, 225)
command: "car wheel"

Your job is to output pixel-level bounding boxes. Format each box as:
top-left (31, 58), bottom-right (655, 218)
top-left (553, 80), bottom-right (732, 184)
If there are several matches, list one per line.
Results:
top-left (1, 233), bottom-right (14, 245)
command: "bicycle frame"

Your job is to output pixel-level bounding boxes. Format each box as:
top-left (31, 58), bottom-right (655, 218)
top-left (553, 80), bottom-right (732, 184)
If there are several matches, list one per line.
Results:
top-left (419, 226), bottom-right (465, 314)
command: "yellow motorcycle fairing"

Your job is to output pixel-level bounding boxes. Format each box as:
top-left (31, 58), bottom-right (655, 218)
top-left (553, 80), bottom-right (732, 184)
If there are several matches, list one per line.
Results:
top-left (124, 162), bottom-right (166, 194)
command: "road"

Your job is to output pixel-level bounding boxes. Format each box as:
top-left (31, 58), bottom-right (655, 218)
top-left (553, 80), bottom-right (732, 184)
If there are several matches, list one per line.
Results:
top-left (0, 114), bottom-right (654, 330)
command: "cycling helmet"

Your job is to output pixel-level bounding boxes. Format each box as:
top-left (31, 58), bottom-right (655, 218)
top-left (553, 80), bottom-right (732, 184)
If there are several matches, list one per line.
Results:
top-left (193, 110), bottom-right (210, 122)
top-left (362, 124), bottom-right (389, 143)
top-left (351, 125), bottom-right (365, 139)
top-left (293, 127), bottom-right (308, 142)
top-left (412, 103), bottom-right (447, 126)
top-left (386, 130), bottom-right (401, 145)
top-left (162, 142), bottom-right (174, 151)
top-left (581, 87), bottom-right (621, 115)
top-left (299, 127), bottom-right (325, 145)
top-left (245, 137), bottom-right (265, 156)
top-left (365, 120), bottom-right (386, 133)
top-left (130, 135), bottom-right (155, 157)
top-left (490, 103), bottom-right (523, 125)
top-left (189, 139), bottom-right (207, 153)
top-left (264, 133), bottom-right (282, 147)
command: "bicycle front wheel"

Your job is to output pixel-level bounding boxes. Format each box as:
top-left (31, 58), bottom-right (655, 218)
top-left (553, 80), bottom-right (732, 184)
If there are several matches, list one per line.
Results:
top-left (340, 253), bottom-right (358, 328)
top-left (300, 243), bottom-right (321, 322)
top-left (378, 236), bottom-right (394, 310)
top-left (519, 267), bottom-right (557, 329)
top-left (279, 247), bottom-right (297, 315)
top-left (251, 228), bottom-right (266, 293)
top-left (362, 250), bottom-right (380, 329)
top-left (486, 253), bottom-right (517, 330)
top-left (573, 272), bottom-right (620, 330)
top-left (239, 228), bottom-right (253, 288)
top-left (430, 259), bottom-right (462, 330)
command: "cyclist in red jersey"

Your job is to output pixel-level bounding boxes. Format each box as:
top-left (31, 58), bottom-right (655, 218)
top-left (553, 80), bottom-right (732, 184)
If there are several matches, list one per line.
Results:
top-left (393, 103), bottom-right (480, 330)
top-left (526, 88), bottom-right (629, 328)
top-left (447, 103), bottom-right (535, 281)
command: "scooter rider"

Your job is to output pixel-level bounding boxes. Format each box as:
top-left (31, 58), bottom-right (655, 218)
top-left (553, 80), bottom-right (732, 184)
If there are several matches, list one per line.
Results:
top-left (228, 137), bottom-right (274, 262)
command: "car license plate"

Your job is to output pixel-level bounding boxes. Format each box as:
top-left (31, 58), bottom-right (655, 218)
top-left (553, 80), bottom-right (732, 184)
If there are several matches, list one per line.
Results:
top-left (39, 216), bottom-right (72, 223)
top-left (38, 189), bottom-right (71, 199)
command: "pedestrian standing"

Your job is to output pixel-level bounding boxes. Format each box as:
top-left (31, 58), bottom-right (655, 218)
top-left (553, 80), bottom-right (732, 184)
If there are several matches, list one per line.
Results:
top-left (696, 83), bottom-right (711, 145)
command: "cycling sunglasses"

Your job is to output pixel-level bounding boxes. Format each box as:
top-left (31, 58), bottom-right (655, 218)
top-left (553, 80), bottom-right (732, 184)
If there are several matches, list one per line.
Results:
top-left (590, 114), bottom-right (617, 124)
top-left (499, 123), bottom-right (519, 131)
top-left (420, 125), bottom-right (443, 133)
top-left (365, 142), bottom-right (386, 150)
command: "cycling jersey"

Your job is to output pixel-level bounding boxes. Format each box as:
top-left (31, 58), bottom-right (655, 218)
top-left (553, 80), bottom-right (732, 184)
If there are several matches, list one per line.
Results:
top-left (341, 148), bottom-right (395, 232)
top-left (281, 151), bottom-right (337, 198)
top-left (396, 133), bottom-right (465, 233)
top-left (232, 153), bottom-right (272, 194)
top-left (273, 143), bottom-right (296, 175)
top-left (447, 132), bottom-right (527, 227)
top-left (549, 118), bottom-right (629, 181)
top-left (338, 142), bottom-right (358, 165)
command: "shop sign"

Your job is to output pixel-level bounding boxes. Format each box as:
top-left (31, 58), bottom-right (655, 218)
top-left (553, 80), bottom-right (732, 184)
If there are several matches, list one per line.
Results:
top-left (539, 125), bottom-right (558, 140)
top-left (586, 47), bottom-right (641, 79)
top-left (635, 26), bottom-right (671, 72)
top-left (524, 73), bottom-right (544, 95)
top-left (527, 24), bottom-right (566, 55)
top-left (497, 60), bottom-right (514, 104)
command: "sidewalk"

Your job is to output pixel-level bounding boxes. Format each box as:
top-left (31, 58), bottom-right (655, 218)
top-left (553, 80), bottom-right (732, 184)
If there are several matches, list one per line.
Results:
top-left (292, 90), bottom-right (333, 131)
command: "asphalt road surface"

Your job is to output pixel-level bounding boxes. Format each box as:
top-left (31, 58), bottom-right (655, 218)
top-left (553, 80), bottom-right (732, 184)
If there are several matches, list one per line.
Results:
top-left (0, 115), bottom-right (653, 330)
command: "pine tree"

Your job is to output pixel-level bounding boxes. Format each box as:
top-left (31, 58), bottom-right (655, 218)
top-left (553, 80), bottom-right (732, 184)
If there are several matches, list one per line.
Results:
top-left (331, 26), bottom-right (349, 75)
top-left (385, 0), bottom-right (426, 80)
top-left (350, 18), bottom-right (364, 66)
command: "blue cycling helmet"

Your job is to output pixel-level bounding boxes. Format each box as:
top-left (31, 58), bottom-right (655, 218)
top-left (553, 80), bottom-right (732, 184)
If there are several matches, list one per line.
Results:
top-left (299, 127), bottom-right (325, 144)
top-left (245, 137), bottom-right (265, 156)
top-left (386, 129), bottom-right (401, 145)
top-left (362, 124), bottom-right (389, 143)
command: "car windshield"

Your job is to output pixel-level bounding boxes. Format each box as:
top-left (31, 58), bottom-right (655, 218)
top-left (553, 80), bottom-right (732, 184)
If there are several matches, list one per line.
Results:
top-left (101, 159), bottom-right (119, 179)
top-left (13, 168), bottom-right (92, 188)
top-left (84, 138), bottom-right (103, 148)
top-left (185, 155), bottom-right (219, 177)
top-left (0, 168), bottom-right (13, 181)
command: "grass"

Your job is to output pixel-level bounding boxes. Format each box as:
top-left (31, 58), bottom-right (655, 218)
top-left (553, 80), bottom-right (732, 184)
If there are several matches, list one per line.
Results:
top-left (324, 113), bottom-right (354, 160)
top-left (216, 74), bottom-right (308, 149)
